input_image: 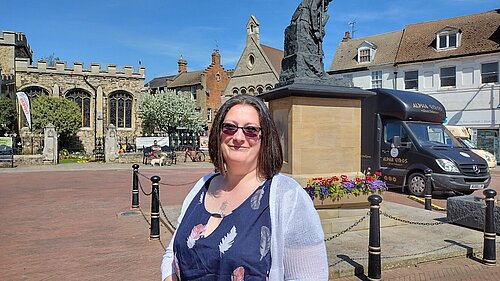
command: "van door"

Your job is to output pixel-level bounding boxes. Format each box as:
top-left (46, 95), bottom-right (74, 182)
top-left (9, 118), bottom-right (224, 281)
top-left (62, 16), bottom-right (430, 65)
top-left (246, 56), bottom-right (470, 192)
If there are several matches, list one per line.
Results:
top-left (380, 120), bottom-right (411, 187)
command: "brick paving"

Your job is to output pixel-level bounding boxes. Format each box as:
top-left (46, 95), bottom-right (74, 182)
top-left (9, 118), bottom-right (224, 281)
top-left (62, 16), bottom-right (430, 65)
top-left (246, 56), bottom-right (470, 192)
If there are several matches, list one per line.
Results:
top-left (0, 163), bottom-right (499, 280)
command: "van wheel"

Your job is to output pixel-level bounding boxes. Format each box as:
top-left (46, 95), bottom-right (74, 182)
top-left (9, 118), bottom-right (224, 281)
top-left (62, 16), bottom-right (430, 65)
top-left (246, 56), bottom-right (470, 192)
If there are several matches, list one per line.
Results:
top-left (408, 172), bottom-right (426, 197)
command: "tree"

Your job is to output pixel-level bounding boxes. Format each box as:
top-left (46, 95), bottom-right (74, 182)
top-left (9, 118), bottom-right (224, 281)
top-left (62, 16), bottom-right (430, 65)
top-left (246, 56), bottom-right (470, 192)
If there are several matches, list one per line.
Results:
top-left (0, 96), bottom-right (16, 135)
top-left (138, 90), bottom-right (206, 141)
top-left (31, 96), bottom-right (81, 138)
top-left (40, 53), bottom-right (62, 67)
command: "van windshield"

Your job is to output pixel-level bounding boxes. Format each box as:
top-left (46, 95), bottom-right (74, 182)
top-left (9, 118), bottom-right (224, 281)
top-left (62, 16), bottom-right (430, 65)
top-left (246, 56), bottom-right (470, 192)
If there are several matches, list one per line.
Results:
top-left (406, 122), bottom-right (463, 148)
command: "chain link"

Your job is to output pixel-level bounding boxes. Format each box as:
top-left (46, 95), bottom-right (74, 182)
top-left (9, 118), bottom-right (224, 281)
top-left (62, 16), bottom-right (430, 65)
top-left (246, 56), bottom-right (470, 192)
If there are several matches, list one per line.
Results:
top-left (157, 190), bottom-right (177, 231)
top-left (380, 208), bottom-right (483, 226)
top-left (324, 211), bottom-right (370, 241)
top-left (137, 177), bottom-right (152, 196)
top-left (137, 171), bottom-right (199, 187)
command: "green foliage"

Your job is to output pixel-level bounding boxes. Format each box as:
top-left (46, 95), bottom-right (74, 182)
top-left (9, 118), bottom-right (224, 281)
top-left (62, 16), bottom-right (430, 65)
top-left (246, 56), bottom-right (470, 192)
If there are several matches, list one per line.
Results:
top-left (31, 96), bottom-right (81, 137)
top-left (0, 96), bottom-right (16, 135)
top-left (138, 90), bottom-right (206, 135)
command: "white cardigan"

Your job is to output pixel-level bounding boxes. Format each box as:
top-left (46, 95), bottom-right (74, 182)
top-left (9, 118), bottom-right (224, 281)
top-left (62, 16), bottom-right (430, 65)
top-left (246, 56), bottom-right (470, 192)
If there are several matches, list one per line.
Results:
top-left (161, 173), bottom-right (328, 280)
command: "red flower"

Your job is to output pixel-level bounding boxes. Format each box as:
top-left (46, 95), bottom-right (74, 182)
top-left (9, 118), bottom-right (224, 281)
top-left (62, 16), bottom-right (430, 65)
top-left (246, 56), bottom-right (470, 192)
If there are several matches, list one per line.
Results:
top-left (355, 177), bottom-right (362, 183)
top-left (190, 224), bottom-right (206, 240)
top-left (375, 171), bottom-right (382, 176)
top-left (231, 266), bottom-right (245, 281)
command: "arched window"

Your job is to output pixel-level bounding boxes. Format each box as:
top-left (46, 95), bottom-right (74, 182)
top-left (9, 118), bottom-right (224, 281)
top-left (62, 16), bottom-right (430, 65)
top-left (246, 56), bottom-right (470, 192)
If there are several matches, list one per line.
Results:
top-left (240, 87), bottom-right (247, 95)
top-left (256, 86), bottom-right (264, 94)
top-left (22, 86), bottom-right (49, 98)
top-left (232, 88), bottom-right (239, 96)
top-left (109, 91), bottom-right (133, 128)
top-left (66, 89), bottom-right (91, 127)
top-left (19, 86), bottom-right (49, 128)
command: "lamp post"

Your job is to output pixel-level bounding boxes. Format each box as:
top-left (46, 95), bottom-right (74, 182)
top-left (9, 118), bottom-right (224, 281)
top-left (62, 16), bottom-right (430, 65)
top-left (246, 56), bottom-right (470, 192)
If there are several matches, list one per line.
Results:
top-left (83, 76), bottom-right (98, 158)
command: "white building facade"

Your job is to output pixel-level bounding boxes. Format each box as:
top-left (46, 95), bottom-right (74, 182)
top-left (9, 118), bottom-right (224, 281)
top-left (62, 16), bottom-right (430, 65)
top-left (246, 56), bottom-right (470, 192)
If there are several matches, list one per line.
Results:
top-left (329, 10), bottom-right (500, 162)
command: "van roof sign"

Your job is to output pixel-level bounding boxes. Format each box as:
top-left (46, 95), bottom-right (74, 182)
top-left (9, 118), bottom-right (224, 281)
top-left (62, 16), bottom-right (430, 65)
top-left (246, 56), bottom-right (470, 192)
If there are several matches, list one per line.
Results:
top-left (369, 88), bottom-right (446, 123)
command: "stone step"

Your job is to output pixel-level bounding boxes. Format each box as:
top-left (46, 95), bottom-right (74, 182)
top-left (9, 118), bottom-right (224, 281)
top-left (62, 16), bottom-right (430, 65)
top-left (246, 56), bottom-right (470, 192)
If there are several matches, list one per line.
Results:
top-left (320, 205), bottom-right (410, 235)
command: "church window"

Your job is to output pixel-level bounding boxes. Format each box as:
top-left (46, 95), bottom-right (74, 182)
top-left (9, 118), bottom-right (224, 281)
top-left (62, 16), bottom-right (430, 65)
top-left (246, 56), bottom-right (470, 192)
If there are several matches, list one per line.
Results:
top-left (109, 91), bottom-right (133, 128)
top-left (66, 89), bottom-right (91, 127)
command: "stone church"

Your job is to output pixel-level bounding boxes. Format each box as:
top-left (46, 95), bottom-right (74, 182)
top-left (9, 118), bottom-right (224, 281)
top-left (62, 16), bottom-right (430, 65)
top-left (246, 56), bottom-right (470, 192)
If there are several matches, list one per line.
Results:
top-left (223, 16), bottom-right (283, 100)
top-left (0, 30), bottom-right (145, 155)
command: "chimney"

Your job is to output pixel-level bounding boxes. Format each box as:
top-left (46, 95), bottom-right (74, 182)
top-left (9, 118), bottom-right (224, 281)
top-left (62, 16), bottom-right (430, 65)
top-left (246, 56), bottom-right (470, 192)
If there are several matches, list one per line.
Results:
top-left (178, 56), bottom-right (187, 73)
top-left (211, 49), bottom-right (221, 65)
top-left (342, 31), bottom-right (351, 42)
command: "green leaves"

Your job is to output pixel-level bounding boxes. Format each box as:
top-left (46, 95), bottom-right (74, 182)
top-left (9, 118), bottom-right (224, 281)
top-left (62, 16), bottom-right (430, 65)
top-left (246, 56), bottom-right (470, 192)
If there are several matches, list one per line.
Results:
top-left (138, 90), bottom-right (206, 135)
top-left (31, 96), bottom-right (81, 137)
top-left (0, 96), bottom-right (16, 135)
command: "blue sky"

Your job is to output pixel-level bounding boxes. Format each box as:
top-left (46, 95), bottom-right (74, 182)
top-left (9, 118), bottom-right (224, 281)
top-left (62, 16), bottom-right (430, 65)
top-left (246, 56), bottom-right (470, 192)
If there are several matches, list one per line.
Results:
top-left (1, 0), bottom-right (498, 82)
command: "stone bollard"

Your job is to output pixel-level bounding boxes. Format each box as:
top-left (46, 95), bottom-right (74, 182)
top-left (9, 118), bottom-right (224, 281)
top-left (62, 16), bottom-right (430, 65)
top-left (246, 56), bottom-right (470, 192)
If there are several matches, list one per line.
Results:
top-left (131, 164), bottom-right (139, 208)
top-left (150, 175), bottom-right (161, 240)
top-left (424, 169), bottom-right (432, 210)
top-left (483, 189), bottom-right (497, 265)
top-left (368, 194), bottom-right (382, 280)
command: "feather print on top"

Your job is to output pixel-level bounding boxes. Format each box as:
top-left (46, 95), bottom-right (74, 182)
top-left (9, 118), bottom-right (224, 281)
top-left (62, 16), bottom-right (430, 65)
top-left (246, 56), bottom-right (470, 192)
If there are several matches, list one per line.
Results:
top-left (260, 226), bottom-right (271, 260)
top-left (219, 225), bottom-right (237, 256)
top-left (199, 191), bottom-right (204, 204)
top-left (231, 266), bottom-right (245, 281)
top-left (250, 189), bottom-right (264, 210)
top-left (187, 224), bottom-right (206, 249)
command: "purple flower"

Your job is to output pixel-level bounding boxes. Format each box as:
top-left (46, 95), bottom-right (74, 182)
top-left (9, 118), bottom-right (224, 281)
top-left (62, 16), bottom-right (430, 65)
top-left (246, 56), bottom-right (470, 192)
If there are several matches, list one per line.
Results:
top-left (320, 185), bottom-right (327, 195)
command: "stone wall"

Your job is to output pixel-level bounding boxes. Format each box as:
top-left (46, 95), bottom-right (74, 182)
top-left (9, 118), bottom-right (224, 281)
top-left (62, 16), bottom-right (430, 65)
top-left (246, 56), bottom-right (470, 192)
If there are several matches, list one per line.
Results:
top-left (14, 59), bottom-right (145, 155)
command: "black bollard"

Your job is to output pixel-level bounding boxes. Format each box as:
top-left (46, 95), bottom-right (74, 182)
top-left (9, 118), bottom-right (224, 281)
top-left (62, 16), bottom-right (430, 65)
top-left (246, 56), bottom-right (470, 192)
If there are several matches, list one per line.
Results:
top-left (150, 175), bottom-right (161, 240)
top-left (131, 164), bottom-right (140, 208)
top-left (368, 194), bottom-right (382, 280)
top-left (482, 189), bottom-right (497, 265)
top-left (424, 168), bottom-right (432, 210)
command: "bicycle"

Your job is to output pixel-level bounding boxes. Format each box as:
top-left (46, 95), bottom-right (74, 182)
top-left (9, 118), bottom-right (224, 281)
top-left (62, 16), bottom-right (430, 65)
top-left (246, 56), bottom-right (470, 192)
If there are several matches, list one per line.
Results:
top-left (183, 146), bottom-right (206, 162)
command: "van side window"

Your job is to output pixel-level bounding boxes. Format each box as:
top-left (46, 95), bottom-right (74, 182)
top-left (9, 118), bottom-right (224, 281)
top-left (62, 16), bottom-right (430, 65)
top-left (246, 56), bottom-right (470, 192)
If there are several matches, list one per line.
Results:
top-left (384, 122), bottom-right (409, 143)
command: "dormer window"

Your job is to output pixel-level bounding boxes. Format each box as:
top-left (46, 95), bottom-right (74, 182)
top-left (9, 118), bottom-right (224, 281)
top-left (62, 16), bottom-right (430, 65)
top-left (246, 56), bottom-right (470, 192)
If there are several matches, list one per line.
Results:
top-left (359, 49), bottom-right (371, 63)
top-left (436, 27), bottom-right (461, 50)
top-left (357, 41), bottom-right (376, 63)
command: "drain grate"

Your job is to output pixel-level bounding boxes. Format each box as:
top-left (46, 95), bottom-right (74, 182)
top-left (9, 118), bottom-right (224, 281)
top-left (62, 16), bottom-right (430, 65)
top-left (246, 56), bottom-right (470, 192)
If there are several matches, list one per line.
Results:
top-left (119, 210), bottom-right (141, 217)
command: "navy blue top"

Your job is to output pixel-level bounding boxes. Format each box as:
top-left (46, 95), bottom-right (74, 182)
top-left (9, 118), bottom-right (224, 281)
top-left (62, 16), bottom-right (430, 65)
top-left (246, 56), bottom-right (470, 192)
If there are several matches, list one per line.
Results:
top-left (173, 175), bottom-right (272, 280)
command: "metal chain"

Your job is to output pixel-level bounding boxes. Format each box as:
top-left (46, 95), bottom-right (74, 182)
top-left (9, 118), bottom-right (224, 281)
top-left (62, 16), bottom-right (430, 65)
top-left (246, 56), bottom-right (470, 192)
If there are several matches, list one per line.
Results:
top-left (137, 177), bottom-right (152, 196)
top-left (156, 191), bottom-right (177, 231)
top-left (137, 171), bottom-right (199, 187)
top-left (380, 208), bottom-right (482, 226)
top-left (324, 211), bottom-right (370, 241)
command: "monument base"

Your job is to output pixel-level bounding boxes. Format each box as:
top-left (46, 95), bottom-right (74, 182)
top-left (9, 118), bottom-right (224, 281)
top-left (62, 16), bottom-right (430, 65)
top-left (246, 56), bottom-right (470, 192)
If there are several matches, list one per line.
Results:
top-left (447, 195), bottom-right (500, 234)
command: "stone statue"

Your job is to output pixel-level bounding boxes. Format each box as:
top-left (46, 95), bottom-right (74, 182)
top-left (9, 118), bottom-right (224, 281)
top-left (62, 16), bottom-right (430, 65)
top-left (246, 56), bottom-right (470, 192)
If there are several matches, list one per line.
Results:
top-left (279, 0), bottom-right (348, 86)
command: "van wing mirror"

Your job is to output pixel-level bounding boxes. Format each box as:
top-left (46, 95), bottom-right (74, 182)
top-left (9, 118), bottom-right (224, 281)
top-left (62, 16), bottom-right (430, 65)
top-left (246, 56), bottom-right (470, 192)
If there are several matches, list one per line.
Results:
top-left (393, 136), bottom-right (401, 147)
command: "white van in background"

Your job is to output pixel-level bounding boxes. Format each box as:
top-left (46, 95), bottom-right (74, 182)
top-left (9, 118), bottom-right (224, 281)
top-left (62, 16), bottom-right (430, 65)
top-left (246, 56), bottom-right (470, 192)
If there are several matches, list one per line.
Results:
top-left (445, 125), bottom-right (497, 169)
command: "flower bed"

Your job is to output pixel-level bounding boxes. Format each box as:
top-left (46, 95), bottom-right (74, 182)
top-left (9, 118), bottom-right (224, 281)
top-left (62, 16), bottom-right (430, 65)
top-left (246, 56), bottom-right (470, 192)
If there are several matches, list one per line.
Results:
top-left (304, 170), bottom-right (387, 208)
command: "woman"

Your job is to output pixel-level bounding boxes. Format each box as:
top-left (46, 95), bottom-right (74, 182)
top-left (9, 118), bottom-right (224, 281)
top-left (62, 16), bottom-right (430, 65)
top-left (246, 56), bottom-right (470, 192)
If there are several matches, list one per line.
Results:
top-left (161, 94), bottom-right (327, 280)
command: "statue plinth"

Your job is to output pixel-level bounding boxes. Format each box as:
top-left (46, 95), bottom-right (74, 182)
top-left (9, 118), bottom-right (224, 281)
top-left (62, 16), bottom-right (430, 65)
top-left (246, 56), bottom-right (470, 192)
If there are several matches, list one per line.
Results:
top-left (259, 83), bottom-right (374, 186)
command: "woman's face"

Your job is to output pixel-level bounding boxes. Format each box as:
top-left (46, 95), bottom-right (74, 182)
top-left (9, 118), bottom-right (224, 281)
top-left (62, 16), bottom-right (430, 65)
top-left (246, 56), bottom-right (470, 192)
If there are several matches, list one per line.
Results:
top-left (220, 104), bottom-right (261, 172)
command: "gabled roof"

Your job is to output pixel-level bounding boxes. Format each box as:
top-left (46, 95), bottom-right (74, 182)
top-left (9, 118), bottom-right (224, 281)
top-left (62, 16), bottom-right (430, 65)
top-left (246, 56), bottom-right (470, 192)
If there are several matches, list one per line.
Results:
top-left (329, 30), bottom-right (403, 72)
top-left (146, 75), bottom-right (175, 88)
top-left (260, 44), bottom-right (283, 74)
top-left (167, 70), bottom-right (204, 88)
top-left (395, 9), bottom-right (500, 64)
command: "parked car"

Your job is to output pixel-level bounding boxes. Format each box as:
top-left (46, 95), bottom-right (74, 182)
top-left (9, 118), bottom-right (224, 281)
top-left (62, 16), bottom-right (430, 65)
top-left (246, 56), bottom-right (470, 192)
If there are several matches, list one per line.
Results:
top-left (445, 125), bottom-right (497, 169)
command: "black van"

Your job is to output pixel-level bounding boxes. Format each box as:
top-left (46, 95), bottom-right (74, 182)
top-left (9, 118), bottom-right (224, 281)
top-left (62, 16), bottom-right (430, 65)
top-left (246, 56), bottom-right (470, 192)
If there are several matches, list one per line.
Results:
top-left (361, 88), bottom-right (491, 196)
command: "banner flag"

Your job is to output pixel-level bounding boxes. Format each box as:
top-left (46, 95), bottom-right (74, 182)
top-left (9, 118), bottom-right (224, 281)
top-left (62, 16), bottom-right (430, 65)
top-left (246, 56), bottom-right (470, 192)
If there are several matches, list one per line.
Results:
top-left (16, 91), bottom-right (32, 130)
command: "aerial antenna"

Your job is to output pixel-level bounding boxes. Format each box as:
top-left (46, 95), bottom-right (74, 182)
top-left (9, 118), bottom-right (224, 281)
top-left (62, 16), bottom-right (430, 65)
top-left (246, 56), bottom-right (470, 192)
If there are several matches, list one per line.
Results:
top-left (214, 39), bottom-right (219, 50)
top-left (348, 20), bottom-right (357, 38)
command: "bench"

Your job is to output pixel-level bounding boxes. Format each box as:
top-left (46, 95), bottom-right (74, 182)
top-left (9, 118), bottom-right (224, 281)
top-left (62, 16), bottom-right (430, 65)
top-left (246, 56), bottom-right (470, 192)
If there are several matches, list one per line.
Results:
top-left (143, 145), bottom-right (176, 165)
top-left (0, 146), bottom-right (14, 168)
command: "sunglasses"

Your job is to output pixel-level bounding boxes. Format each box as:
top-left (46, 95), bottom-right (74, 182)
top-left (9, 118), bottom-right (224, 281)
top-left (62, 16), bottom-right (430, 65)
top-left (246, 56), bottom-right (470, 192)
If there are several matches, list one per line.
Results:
top-left (221, 123), bottom-right (261, 138)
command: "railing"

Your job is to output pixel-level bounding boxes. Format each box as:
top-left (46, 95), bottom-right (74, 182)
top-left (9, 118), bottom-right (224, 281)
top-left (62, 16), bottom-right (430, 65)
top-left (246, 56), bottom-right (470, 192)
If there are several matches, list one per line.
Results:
top-left (127, 164), bottom-right (497, 279)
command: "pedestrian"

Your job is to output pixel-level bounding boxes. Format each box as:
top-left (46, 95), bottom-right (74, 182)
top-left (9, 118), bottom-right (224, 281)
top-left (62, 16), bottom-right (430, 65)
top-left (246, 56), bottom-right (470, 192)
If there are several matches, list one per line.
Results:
top-left (161, 94), bottom-right (327, 280)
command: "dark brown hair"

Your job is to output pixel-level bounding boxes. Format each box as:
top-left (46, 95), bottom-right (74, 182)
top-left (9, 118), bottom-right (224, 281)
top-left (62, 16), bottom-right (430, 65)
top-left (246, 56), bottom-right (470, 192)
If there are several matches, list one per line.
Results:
top-left (208, 94), bottom-right (283, 179)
